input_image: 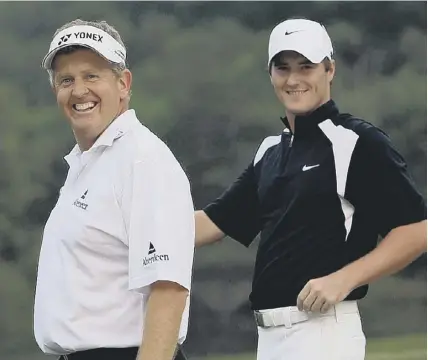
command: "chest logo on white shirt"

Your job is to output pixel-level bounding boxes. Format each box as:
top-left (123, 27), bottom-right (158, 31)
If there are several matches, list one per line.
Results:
top-left (302, 164), bottom-right (320, 172)
top-left (73, 189), bottom-right (89, 210)
top-left (142, 242), bottom-right (169, 266)
top-left (148, 242), bottom-right (156, 255)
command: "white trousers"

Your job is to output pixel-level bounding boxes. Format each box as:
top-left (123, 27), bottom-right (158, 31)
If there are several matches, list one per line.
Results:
top-left (256, 301), bottom-right (366, 360)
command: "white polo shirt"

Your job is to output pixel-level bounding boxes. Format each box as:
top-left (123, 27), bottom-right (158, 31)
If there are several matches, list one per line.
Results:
top-left (33, 109), bottom-right (195, 355)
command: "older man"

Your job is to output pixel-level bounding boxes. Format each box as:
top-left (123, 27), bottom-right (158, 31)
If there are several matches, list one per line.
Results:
top-left (34, 19), bottom-right (193, 360)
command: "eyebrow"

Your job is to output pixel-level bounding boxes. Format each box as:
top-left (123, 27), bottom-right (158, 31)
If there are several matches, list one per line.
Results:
top-left (56, 68), bottom-right (101, 78)
top-left (56, 72), bottom-right (72, 78)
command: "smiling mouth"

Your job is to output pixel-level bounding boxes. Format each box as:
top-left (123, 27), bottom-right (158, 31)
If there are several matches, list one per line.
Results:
top-left (286, 90), bottom-right (308, 95)
top-left (72, 101), bottom-right (98, 112)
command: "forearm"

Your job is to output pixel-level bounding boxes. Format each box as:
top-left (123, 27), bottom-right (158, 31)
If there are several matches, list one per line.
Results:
top-left (339, 220), bottom-right (427, 291)
top-left (137, 281), bottom-right (188, 360)
top-left (195, 210), bottom-right (225, 247)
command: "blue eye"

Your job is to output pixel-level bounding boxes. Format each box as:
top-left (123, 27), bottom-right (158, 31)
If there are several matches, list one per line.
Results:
top-left (60, 78), bottom-right (72, 86)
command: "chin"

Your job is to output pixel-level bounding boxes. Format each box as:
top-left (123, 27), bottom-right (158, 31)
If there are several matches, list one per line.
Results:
top-left (285, 105), bottom-right (311, 115)
top-left (69, 116), bottom-right (98, 133)
top-left (285, 98), bottom-right (320, 114)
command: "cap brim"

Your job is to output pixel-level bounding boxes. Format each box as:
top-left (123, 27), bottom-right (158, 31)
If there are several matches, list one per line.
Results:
top-left (268, 45), bottom-right (328, 67)
top-left (41, 42), bottom-right (123, 70)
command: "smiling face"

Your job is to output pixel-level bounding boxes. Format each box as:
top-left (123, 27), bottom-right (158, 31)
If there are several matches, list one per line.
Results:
top-left (270, 50), bottom-right (335, 116)
top-left (52, 48), bottom-right (131, 149)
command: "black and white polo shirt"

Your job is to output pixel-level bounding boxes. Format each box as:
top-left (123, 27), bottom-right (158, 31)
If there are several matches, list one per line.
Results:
top-left (204, 100), bottom-right (426, 311)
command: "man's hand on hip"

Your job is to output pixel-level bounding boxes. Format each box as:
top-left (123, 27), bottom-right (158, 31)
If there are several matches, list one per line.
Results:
top-left (296, 271), bottom-right (352, 313)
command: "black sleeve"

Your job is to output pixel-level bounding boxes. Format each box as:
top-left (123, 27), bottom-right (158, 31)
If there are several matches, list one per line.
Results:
top-left (345, 126), bottom-right (427, 238)
top-left (203, 162), bottom-right (261, 247)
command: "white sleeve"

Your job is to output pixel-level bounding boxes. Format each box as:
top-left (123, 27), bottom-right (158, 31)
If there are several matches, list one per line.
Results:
top-left (123, 145), bottom-right (195, 294)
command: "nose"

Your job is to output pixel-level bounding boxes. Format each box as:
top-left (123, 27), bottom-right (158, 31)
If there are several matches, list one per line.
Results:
top-left (286, 71), bottom-right (300, 87)
top-left (71, 78), bottom-right (89, 98)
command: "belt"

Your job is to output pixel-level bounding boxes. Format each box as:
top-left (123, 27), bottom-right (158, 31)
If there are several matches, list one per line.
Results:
top-left (254, 300), bottom-right (359, 328)
top-left (59, 344), bottom-right (187, 360)
top-left (60, 347), bottom-right (138, 360)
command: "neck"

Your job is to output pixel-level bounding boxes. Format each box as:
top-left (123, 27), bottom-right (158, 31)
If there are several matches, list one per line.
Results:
top-left (73, 104), bottom-right (130, 152)
top-left (284, 110), bottom-right (296, 133)
top-left (284, 97), bottom-right (332, 133)
top-left (74, 131), bottom-right (100, 152)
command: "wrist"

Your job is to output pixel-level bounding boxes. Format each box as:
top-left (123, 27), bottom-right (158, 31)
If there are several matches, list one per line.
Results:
top-left (335, 264), bottom-right (361, 293)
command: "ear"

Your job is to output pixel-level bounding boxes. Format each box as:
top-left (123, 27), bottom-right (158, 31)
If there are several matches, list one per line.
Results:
top-left (327, 59), bottom-right (336, 83)
top-left (269, 69), bottom-right (275, 86)
top-left (51, 82), bottom-right (60, 103)
top-left (118, 69), bottom-right (132, 100)
top-left (50, 73), bottom-right (57, 95)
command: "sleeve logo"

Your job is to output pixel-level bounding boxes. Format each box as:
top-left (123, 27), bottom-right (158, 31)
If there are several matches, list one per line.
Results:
top-left (142, 242), bottom-right (169, 266)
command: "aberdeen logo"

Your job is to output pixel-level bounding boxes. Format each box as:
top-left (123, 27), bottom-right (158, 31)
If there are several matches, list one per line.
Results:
top-left (142, 242), bottom-right (169, 266)
top-left (148, 242), bottom-right (156, 255)
top-left (73, 189), bottom-right (89, 210)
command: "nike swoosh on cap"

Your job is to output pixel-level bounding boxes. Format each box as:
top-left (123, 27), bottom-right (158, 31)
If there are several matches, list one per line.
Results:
top-left (285, 30), bottom-right (302, 35)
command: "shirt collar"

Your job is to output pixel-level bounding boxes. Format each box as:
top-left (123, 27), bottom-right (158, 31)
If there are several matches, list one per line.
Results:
top-left (64, 109), bottom-right (138, 164)
top-left (280, 99), bottom-right (339, 135)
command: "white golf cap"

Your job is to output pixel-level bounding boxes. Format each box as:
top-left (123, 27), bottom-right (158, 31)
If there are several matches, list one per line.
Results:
top-left (268, 19), bottom-right (333, 66)
top-left (42, 25), bottom-right (127, 70)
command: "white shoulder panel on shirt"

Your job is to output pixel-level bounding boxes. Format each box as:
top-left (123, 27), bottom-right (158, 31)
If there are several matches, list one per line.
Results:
top-left (253, 135), bottom-right (282, 166)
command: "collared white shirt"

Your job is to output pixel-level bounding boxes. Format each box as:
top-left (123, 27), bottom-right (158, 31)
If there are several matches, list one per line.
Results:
top-left (33, 109), bottom-right (195, 355)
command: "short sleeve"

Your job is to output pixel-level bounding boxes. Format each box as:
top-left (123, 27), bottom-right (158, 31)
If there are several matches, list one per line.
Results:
top-left (345, 126), bottom-right (426, 238)
top-left (203, 162), bottom-right (261, 247)
top-left (122, 145), bottom-right (195, 294)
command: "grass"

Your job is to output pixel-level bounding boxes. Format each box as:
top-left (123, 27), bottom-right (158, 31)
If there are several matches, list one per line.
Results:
top-left (195, 333), bottom-right (427, 360)
top-left (366, 333), bottom-right (426, 360)
top-left (9, 333), bottom-right (427, 360)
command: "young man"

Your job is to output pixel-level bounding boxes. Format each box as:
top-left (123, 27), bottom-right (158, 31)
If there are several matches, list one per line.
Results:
top-left (195, 18), bottom-right (427, 360)
top-left (34, 19), bottom-right (193, 360)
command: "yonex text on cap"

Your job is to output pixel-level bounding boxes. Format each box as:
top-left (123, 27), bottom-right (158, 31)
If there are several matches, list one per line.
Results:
top-left (42, 25), bottom-right (126, 70)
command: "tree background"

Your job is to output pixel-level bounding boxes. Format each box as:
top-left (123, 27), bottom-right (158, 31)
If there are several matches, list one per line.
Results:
top-left (0, 2), bottom-right (426, 359)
